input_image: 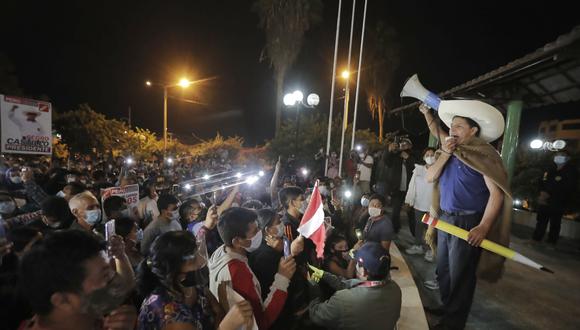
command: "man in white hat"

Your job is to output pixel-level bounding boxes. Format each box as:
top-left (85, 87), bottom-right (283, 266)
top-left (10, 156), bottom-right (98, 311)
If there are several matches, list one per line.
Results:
top-left (418, 101), bottom-right (512, 330)
top-left (8, 105), bottom-right (48, 138)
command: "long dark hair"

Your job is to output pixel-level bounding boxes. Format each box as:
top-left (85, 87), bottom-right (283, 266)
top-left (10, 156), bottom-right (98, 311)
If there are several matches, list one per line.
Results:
top-left (137, 231), bottom-right (197, 299)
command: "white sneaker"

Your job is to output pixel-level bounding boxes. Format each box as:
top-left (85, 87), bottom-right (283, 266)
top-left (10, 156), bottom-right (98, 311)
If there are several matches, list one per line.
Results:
top-left (424, 280), bottom-right (439, 290)
top-left (405, 245), bottom-right (425, 255)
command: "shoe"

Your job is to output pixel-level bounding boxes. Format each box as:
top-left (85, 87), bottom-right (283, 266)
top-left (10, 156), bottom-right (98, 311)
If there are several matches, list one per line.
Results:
top-left (424, 249), bottom-right (434, 262)
top-left (405, 245), bottom-right (425, 255)
top-left (424, 280), bottom-right (439, 290)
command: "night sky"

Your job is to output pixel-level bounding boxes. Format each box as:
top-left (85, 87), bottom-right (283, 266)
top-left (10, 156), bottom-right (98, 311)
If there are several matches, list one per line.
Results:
top-left (1, 0), bottom-right (578, 146)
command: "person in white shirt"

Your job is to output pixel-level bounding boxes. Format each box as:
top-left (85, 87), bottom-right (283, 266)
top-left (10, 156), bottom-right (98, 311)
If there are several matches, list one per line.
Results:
top-left (8, 105), bottom-right (48, 138)
top-left (357, 146), bottom-right (374, 194)
top-left (404, 148), bottom-right (436, 261)
top-left (137, 180), bottom-right (160, 228)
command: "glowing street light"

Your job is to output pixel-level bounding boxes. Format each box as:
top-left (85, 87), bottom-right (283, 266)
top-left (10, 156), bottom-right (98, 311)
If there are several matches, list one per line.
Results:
top-left (283, 89), bottom-right (320, 154)
top-left (178, 78), bottom-right (191, 88)
top-left (341, 70), bottom-right (350, 79)
top-left (283, 93), bottom-right (296, 106)
top-left (145, 77), bottom-right (193, 157)
top-left (530, 139), bottom-right (543, 149)
top-left (292, 90), bottom-right (304, 103)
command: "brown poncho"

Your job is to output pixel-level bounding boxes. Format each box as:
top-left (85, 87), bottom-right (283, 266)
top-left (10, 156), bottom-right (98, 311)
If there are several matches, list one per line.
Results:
top-left (429, 136), bottom-right (513, 283)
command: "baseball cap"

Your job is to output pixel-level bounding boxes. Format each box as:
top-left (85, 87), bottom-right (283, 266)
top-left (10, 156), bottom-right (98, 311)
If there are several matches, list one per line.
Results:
top-left (354, 242), bottom-right (391, 276)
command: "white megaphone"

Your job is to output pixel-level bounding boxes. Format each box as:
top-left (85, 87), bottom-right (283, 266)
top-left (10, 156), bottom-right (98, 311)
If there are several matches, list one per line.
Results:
top-left (400, 74), bottom-right (505, 142)
top-left (400, 74), bottom-right (442, 110)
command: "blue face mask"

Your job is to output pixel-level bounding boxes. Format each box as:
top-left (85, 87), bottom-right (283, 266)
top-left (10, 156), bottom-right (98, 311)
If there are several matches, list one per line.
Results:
top-left (136, 228), bottom-right (144, 242)
top-left (85, 209), bottom-right (102, 226)
top-left (554, 156), bottom-right (567, 165)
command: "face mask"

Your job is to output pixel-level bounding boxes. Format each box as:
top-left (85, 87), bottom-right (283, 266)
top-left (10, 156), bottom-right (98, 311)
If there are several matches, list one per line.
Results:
top-left (299, 202), bottom-right (308, 214)
top-left (180, 271), bottom-right (197, 288)
top-left (554, 156), bottom-right (567, 165)
top-left (170, 210), bottom-right (180, 221)
top-left (368, 207), bottom-right (382, 218)
top-left (424, 156), bottom-right (435, 165)
top-left (10, 176), bottom-right (22, 184)
top-left (319, 186), bottom-right (329, 196)
top-left (361, 197), bottom-right (369, 207)
top-left (270, 223), bottom-right (284, 238)
top-left (81, 273), bottom-right (129, 316)
top-left (56, 190), bottom-right (66, 198)
top-left (120, 208), bottom-right (130, 218)
top-left (359, 153), bottom-right (365, 159)
top-left (67, 177), bottom-right (76, 183)
top-left (0, 201), bottom-right (16, 214)
top-left (85, 209), bottom-right (102, 226)
top-left (243, 230), bottom-right (263, 253)
top-left (136, 228), bottom-right (144, 242)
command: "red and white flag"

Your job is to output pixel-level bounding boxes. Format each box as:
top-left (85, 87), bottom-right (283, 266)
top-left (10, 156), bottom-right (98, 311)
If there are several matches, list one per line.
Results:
top-left (297, 181), bottom-right (326, 258)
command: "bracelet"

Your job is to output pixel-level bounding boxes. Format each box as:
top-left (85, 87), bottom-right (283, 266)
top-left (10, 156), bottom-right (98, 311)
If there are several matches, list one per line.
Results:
top-left (440, 149), bottom-right (451, 155)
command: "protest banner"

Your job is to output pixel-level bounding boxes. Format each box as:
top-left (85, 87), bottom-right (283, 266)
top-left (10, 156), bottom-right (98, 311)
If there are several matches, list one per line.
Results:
top-left (1, 95), bottom-right (52, 155)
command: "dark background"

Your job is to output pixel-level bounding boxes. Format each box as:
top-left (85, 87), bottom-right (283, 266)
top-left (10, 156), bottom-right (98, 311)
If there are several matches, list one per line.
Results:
top-left (1, 0), bottom-right (578, 146)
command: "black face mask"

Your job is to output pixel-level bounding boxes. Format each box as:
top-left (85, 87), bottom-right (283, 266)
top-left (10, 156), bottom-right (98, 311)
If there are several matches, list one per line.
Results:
top-left (180, 271), bottom-right (197, 288)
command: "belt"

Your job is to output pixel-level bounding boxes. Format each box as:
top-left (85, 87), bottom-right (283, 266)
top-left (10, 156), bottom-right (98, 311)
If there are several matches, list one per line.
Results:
top-left (440, 209), bottom-right (479, 216)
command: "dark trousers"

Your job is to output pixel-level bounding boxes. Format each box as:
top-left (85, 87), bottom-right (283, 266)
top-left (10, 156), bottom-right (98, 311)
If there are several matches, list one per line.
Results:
top-left (533, 205), bottom-right (563, 243)
top-left (437, 213), bottom-right (482, 330)
top-left (390, 190), bottom-right (414, 234)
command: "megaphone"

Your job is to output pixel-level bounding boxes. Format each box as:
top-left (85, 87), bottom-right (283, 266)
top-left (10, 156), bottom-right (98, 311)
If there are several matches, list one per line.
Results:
top-left (400, 74), bottom-right (441, 111)
top-left (400, 73), bottom-right (505, 142)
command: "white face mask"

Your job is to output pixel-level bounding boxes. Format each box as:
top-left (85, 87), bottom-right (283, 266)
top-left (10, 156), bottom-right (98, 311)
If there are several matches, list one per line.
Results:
top-left (424, 156), bottom-right (435, 165)
top-left (170, 209), bottom-right (180, 221)
top-left (85, 209), bottom-right (102, 226)
top-left (56, 190), bottom-right (66, 198)
top-left (270, 223), bottom-right (284, 238)
top-left (10, 176), bottom-right (22, 184)
top-left (243, 230), bottom-right (263, 253)
top-left (319, 186), bottom-right (329, 196)
top-left (358, 153), bottom-right (365, 159)
top-left (368, 207), bottom-right (382, 218)
top-left (554, 156), bottom-right (568, 165)
top-left (361, 197), bottom-right (370, 207)
top-left (0, 201), bottom-right (16, 214)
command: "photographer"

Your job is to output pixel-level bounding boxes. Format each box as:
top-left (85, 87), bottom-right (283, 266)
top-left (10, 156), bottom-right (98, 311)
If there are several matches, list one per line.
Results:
top-left (382, 137), bottom-right (417, 233)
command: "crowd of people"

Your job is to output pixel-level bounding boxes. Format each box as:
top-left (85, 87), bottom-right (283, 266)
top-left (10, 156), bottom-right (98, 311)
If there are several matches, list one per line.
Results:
top-left (0, 149), bottom-right (404, 330)
top-left (1, 99), bottom-right (577, 330)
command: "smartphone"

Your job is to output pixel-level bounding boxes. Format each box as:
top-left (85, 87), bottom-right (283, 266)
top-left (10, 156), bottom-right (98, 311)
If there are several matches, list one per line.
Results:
top-left (355, 229), bottom-right (363, 240)
top-left (105, 220), bottom-right (116, 242)
top-left (283, 238), bottom-right (291, 258)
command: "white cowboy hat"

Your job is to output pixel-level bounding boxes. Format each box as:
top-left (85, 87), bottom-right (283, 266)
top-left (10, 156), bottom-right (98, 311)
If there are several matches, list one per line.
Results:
top-left (438, 99), bottom-right (505, 142)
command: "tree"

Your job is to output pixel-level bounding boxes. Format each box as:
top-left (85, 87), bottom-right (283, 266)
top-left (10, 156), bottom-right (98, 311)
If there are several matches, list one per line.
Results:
top-left (253, 0), bottom-right (322, 136)
top-left (362, 21), bottom-right (400, 142)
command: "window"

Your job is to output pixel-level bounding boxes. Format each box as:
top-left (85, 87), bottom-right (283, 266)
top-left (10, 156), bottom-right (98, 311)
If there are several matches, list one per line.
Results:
top-left (561, 123), bottom-right (580, 130)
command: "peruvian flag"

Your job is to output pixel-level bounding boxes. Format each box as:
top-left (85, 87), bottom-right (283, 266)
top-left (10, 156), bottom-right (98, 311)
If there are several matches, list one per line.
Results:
top-left (297, 181), bottom-right (326, 258)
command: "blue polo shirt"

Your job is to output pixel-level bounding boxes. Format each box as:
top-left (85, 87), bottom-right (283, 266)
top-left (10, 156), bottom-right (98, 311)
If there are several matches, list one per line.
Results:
top-left (440, 156), bottom-right (489, 213)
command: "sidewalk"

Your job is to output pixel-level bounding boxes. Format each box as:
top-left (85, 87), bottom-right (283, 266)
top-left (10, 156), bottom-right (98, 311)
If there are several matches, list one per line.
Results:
top-left (394, 211), bottom-right (580, 330)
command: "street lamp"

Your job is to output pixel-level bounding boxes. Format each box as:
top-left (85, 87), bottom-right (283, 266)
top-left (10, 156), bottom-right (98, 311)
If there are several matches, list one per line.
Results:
top-left (530, 139), bottom-right (566, 151)
top-left (338, 69), bottom-right (351, 177)
top-left (145, 77), bottom-right (192, 157)
top-left (283, 90), bottom-right (320, 154)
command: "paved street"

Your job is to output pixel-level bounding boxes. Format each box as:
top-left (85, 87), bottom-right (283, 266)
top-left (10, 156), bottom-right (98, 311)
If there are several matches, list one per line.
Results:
top-left (394, 211), bottom-right (580, 330)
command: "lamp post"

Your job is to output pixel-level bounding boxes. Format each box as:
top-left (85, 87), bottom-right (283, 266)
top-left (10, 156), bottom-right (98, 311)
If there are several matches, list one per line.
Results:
top-left (338, 70), bottom-right (350, 177)
top-left (283, 90), bottom-right (320, 155)
top-left (529, 139), bottom-right (566, 151)
top-left (145, 78), bottom-right (191, 158)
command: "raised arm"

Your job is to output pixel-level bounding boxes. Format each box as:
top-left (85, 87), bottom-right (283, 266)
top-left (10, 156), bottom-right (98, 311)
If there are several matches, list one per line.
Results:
top-left (419, 103), bottom-right (448, 141)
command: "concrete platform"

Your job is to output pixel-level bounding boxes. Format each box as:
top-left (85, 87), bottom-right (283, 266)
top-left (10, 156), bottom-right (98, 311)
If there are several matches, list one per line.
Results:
top-left (394, 211), bottom-right (580, 330)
